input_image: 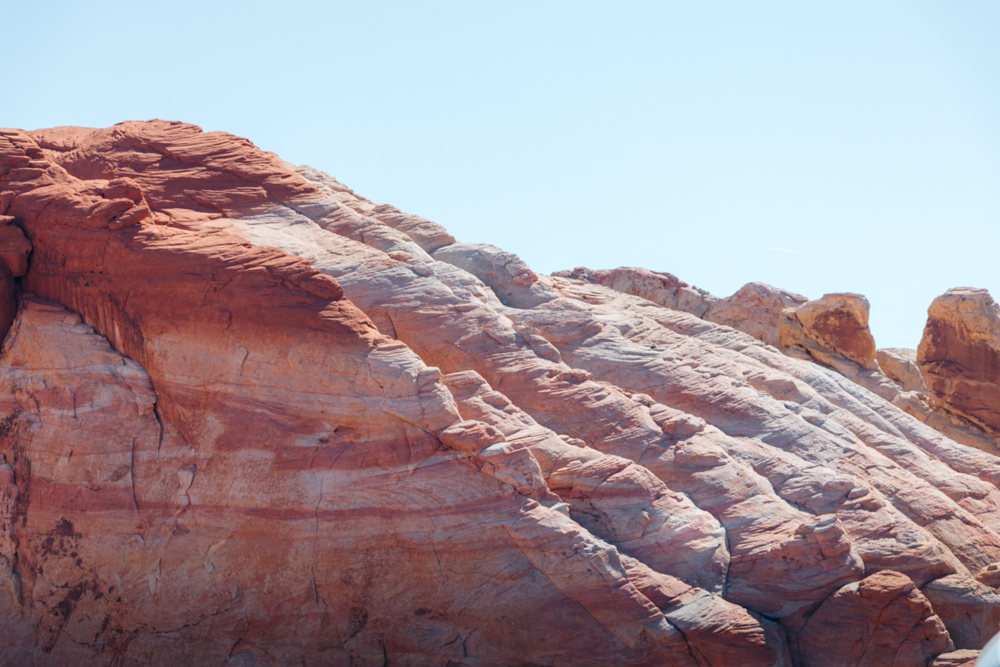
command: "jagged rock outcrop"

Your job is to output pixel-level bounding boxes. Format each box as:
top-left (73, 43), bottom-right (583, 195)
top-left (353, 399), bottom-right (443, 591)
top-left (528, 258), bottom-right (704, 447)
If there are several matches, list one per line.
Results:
top-left (704, 282), bottom-right (807, 347)
top-left (780, 293), bottom-right (878, 370)
top-left (0, 120), bottom-right (998, 665)
top-left (919, 287), bottom-right (1000, 440)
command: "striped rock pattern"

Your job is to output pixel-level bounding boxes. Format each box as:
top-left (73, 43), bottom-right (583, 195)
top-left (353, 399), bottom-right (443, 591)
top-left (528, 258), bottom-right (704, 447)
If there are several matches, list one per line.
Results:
top-left (0, 121), bottom-right (994, 665)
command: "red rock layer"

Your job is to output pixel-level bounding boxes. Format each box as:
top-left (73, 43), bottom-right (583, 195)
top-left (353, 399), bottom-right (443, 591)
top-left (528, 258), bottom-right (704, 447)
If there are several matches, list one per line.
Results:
top-left (796, 570), bottom-right (951, 667)
top-left (0, 120), bottom-right (998, 665)
top-left (919, 288), bottom-right (1000, 438)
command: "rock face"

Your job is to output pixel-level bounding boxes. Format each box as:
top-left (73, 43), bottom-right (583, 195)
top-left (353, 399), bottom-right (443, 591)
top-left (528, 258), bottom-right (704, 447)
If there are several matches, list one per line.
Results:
top-left (878, 348), bottom-right (928, 394)
top-left (554, 266), bottom-right (718, 318)
top-left (704, 282), bottom-right (807, 347)
top-left (0, 120), bottom-right (997, 665)
top-left (567, 267), bottom-right (1000, 456)
top-left (781, 293), bottom-right (878, 371)
top-left (919, 288), bottom-right (1000, 439)
top-left (930, 650), bottom-right (981, 667)
top-left (796, 570), bottom-right (952, 667)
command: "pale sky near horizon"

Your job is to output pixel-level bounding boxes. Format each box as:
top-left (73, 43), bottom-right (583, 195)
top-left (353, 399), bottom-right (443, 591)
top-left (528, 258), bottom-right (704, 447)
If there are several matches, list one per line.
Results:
top-left (4, 1), bottom-right (998, 349)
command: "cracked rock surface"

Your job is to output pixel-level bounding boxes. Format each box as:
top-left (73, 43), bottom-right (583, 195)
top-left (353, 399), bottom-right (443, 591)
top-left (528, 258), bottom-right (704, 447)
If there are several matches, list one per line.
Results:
top-left (0, 121), bottom-right (996, 665)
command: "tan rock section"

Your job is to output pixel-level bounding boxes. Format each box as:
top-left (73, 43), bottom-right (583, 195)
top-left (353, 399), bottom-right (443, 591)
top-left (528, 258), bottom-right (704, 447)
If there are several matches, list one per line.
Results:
top-left (703, 282), bottom-right (808, 347)
top-left (796, 571), bottom-right (952, 667)
top-left (919, 288), bottom-right (1000, 439)
top-left (923, 406), bottom-right (1000, 455)
top-left (878, 348), bottom-right (928, 394)
top-left (771, 294), bottom-right (929, 415)
top-left (782, 293), bottom-right (878, 370)
top-left (554, 266), bottom-right (718, 318)
top-left (923, 574), bottom-right (1000, 649)
top-left (442, 369), bottom-right (730, 594)
top-left (0, 125), bottom-right (794, 665)
top-left (930, 650), bottom-right (981, 667)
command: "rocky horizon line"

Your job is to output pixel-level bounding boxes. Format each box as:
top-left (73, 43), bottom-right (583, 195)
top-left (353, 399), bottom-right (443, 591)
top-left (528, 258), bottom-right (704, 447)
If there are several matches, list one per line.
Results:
top-left (0, 120), bottom-right (997, 666)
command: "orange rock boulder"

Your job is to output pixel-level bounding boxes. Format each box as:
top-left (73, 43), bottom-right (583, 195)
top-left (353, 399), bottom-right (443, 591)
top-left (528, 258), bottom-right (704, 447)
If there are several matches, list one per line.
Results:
top-left (919, 287), bottom-right (1000, 437)
top-left (780, 292), bottom-right (878, 370)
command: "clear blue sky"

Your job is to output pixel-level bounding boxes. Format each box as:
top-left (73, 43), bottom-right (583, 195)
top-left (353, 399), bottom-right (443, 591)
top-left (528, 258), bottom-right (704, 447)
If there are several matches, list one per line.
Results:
top-left (5, 1), bottom-right (998, 349)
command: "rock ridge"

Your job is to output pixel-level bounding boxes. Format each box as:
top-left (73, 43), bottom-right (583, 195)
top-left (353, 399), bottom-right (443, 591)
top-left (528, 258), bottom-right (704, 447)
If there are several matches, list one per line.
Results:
top-left (0, 120), bottom-right (995, 665)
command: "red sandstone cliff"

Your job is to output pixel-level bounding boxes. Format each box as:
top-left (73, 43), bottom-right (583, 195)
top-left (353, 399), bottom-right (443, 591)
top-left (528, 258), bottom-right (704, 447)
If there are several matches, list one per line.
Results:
top-left (0, 121), bottom-right (996, 666)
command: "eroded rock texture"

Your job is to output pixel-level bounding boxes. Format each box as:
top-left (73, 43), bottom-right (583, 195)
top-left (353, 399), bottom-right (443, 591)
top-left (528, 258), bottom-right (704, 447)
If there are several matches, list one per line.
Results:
top-left (796, 571), bottom-right (952, 667)
top-left (0, 120), bottom-right (997, 666)
top-left (919, 288), bottom-right (1000, 440)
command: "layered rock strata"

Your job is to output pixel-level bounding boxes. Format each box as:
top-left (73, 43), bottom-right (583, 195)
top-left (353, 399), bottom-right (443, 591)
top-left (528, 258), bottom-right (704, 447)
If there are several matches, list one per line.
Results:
top-left (566, 267), bottom-right (1000, 457)
top-left (795, 571), bottom-right (952, 667)
top-left (919, 288), bottom-right (1000, 440)
top-left (0, 120), bottom-right (995, 665)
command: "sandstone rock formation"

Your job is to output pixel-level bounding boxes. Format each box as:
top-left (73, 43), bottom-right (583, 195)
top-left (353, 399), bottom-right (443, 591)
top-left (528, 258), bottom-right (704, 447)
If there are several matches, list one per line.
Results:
top-left (795, 570), bottom-right (952, 667)
top-left (705, 282), bottom-right (807, 347)
top-left (554, 266), bottom-right (719, 318)
top-left (878, 347), bottom-right (929, 394)
top-left (780, 293), bottom-right (878, 371)
top-left (931, 650), bottom-right (981, 667)
top-left (566, 267), bottom-right (1000, 457)
top-left (919, 287), bottom-right (1000, 440)
top-left (0, 120), bottom-right (997, 665)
